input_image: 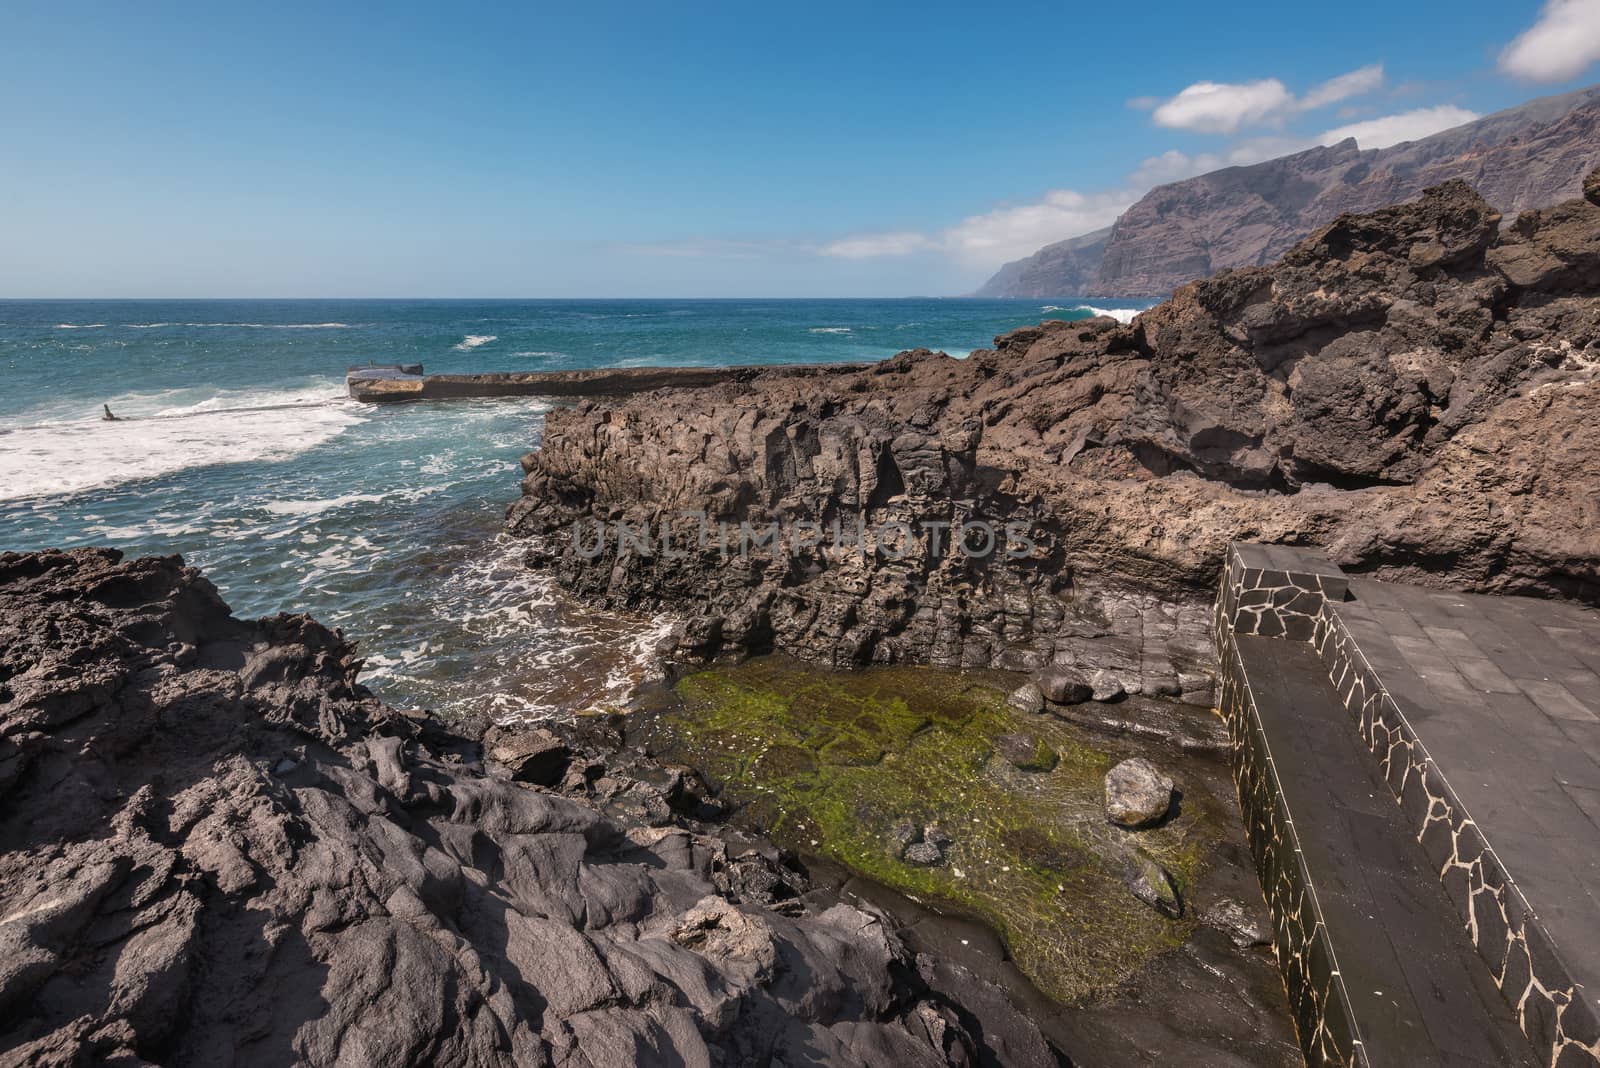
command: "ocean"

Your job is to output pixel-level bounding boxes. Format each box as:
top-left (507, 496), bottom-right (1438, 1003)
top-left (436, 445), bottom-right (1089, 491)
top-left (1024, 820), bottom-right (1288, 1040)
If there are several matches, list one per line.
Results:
top-left (0, 298), bottom-right (1143, 719)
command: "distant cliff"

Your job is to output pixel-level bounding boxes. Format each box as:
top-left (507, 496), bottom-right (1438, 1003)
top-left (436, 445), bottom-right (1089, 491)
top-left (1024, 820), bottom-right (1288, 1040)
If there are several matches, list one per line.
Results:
top-left (978, 85), bottom-right (1600, 299)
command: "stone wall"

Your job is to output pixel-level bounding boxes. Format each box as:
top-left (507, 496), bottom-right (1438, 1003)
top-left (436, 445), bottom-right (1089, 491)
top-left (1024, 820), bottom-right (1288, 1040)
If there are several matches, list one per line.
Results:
top-left (1217, 541), bottom-right (1600, 1067)
top-left (1312, 595), bottom-right (1600, 1065)
top-left (1214, 549), bottom-right (1366, 1067)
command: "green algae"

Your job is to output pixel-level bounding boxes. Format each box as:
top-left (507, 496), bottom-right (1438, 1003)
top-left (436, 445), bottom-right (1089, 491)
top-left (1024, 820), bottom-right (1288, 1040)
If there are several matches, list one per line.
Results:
top-left (649, 656), bottom-right (1232, 1005)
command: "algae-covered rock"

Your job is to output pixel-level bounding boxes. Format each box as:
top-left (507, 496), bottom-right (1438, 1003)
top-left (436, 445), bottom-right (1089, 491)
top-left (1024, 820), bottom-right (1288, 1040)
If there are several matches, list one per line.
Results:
top-left (649, 656), bottom-right (1227, 1004)
top-left (1104, 758), bottom-right (1174, 828)
top-left (998, 731), bottom-right (1058, 772)
top-left (1128, 854), bottom-right (1183, 918)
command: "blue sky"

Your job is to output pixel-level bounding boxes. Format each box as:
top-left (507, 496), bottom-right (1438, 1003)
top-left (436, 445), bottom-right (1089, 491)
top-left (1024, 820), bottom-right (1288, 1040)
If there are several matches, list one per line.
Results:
top-left (3, 0), bottom-right (1598, 297)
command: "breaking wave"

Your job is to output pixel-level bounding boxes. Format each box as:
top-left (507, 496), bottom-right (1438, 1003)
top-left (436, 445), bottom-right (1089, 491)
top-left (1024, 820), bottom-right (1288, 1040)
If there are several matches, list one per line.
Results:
top-left (0, 380), bottom-right (362, 502)
top-left (1042, 304), bottom-right (1143, 324)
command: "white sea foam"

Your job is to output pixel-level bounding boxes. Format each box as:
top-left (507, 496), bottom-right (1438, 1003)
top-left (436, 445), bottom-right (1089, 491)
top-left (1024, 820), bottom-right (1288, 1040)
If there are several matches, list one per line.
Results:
top-left (64, 322), bottom-right (351, 330)
top-left (454, 334), bottom-right (498, 351)
top-left (1044, 304), bottom-right (1143, 324)
top-left (511, 350), bottom-right (566, 358)
top-left (0, 381), bottom-right (364, 502)
top-left (262, 492), bottom-right (388, 517)
top-left (173, 322), bottom-right (350, 329)
top-left (809, 327), bottom-right (852, 334)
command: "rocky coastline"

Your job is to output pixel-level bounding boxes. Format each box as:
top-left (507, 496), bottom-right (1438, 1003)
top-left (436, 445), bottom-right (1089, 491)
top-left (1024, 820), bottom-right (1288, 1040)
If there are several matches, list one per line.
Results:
top-left (0, 548), bottom-right (1072, 1065)
top-left (0, 549), bottom-right (1307, 1066)
top-left (5, 171), bottom-right (1598, 1068)
top-left (509, 174), bottom-right (1600, 694)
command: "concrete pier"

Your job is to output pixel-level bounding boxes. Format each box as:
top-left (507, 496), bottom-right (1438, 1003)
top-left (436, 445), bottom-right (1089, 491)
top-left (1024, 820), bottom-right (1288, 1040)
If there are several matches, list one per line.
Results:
top-left (345, 362), bottom-right (867, 403)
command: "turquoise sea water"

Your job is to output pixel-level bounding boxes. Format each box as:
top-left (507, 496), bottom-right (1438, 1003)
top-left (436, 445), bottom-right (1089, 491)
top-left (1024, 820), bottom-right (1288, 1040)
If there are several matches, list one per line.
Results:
top-left (0, 298), bottom-right (1142, 718)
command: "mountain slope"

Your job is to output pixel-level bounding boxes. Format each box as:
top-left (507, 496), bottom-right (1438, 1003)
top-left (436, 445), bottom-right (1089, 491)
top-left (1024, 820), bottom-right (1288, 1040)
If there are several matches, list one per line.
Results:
top-left (980, 85), bottom-right (1600, 299)
top-left (974, 225), bottom-right (1112, 298)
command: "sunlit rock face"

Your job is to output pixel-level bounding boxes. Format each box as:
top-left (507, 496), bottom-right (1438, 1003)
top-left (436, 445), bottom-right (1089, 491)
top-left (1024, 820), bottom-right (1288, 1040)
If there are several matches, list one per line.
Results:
top-left (980, 86), bottom-right (1600, 298)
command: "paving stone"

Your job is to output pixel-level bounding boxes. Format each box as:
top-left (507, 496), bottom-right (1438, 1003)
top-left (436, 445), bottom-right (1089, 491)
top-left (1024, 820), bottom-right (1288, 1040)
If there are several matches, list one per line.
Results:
top-left (1318, 573), bottom-right (1600, 1056)
top-left (1231, 637), bottom-right (1537, 1066)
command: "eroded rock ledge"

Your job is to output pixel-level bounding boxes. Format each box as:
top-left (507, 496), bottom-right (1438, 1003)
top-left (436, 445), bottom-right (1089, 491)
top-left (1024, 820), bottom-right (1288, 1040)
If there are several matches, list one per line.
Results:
top-left (0, 549), bottom-right (1065, 1067)
top-left (508, 174), bottom-right (1600, 687)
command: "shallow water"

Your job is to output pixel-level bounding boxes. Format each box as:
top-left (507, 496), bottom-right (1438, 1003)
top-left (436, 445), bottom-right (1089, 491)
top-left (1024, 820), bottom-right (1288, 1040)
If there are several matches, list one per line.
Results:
top-left (637, 655), bottom-right (1243, 1004)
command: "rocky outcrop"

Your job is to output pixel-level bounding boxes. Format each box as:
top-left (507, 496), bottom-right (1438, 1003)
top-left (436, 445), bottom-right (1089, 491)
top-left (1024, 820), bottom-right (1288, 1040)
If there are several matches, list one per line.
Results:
top-left (0, 548), bottom-right (1065, 1066)
top-left (981, 85), bottom-right (1600, 298)
top-left (509, 174), bottom-right (1600, 681)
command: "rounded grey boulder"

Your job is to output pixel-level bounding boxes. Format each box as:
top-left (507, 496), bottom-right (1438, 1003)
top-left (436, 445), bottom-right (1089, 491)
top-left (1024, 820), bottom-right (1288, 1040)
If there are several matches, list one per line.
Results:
top-left (1089, 669), bottom-right (1125, 702)
top-left (1035, 665), bottom-right (1091, 705)
top-left (1006, 682), bottom-right (1046, 715)
top-left (1104, 757), bottom-right (1175, 827)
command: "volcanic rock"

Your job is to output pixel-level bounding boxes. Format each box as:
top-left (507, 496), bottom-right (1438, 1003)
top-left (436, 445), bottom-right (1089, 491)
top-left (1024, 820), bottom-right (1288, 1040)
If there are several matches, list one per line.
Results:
top-left (1036, 665), bottom-right (1093, 705)
top-left (485, 724), bottom-right (570, 785)
top-left (1128, 854), bottom-right (1183, 918)
top-left (1090, 669), bottom-right (1126, 702)
top-left (1104, 758), bottom-right (1175, 828)
top-left (509, 175), bottom-right (1600, 686)
top-left (997, 731), bottom-right (1058, 772)
top-left (1007, 681), bottom-right (1046, 715)
top-left (0, 548), bottom-right (1060, 1066)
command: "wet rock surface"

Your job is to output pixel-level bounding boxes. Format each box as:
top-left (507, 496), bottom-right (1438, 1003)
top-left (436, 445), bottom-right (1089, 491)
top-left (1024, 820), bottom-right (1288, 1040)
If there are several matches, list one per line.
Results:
top-left (0, 549), bottom-right (1077, 1067)
top-left (632, 656), bottom-right (1301, 1066)
top-left (1104, 758), bottom-right (1176, 828)
top-left (509, 174), bottom-right (1600, 687)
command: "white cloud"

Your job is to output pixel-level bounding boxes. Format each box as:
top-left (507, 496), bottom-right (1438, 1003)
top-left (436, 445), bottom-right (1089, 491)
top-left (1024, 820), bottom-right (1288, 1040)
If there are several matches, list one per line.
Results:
top-left (1499, 0), bottom-right (1600, 82)
top-left (819, 231), bottom-right (936, 259)
top-left (1298, 64), bottom-right (1386, 110)
top-left (816, 97), bottom-right (1461, 272)
top-left (1148, 64), bottom-right (1387, 134)
top-left (1152, 79), bottom-right (1295, 133)
top-left (941, 190), bottom-right (1135, 261)
top-left (1127, 138), bottom-right (1309, 186)
top-left (820, 189), bottom-right (1137, 267)
top-left (1317, 105), bottom-right (1480, 149)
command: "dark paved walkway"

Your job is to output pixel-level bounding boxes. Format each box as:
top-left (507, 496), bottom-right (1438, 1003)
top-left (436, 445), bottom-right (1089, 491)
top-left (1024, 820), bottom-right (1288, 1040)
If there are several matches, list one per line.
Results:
top-left (1333, 577), bottom-right (1600, 1014)
top-left (1236, 635), bottom-right (1538, 1066)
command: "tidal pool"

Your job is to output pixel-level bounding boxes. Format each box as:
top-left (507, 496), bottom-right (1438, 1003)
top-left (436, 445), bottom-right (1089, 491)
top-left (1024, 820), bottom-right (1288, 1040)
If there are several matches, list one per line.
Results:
top-left (635, 655), bottom-right (1239, 1004)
